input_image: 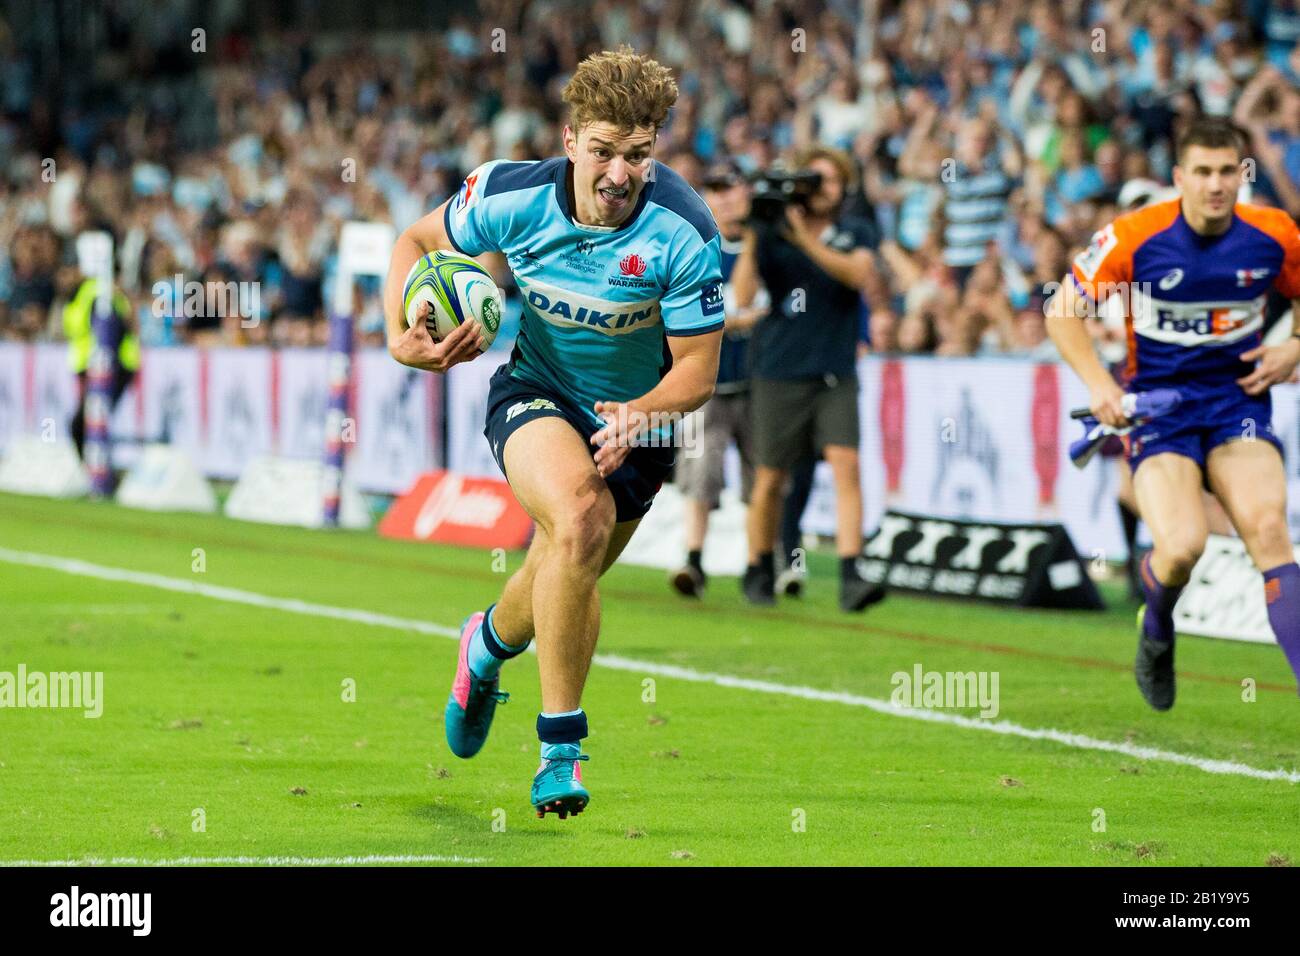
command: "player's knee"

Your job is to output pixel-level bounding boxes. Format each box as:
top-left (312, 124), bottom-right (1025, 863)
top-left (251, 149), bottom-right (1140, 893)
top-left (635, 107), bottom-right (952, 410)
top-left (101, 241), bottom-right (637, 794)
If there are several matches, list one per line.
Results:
top-left (551, 497), bottom-right (615, 569)
top-left (1160, 534), bottom-right (1206, 576)
top-left (1250, 509), bottom-right (1290, 554)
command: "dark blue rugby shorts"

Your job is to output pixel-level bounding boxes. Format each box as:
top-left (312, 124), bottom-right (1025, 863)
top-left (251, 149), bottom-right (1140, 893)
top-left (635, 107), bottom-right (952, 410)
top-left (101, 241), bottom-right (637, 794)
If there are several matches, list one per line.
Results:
top-left (482, 362), bottom-right (674, 523)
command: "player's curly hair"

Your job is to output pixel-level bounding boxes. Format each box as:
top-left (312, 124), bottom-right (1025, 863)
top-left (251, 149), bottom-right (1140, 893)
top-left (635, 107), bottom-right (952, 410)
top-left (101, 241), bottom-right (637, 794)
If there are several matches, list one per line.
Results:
top-left (562, 45), bottom-right (679, 135)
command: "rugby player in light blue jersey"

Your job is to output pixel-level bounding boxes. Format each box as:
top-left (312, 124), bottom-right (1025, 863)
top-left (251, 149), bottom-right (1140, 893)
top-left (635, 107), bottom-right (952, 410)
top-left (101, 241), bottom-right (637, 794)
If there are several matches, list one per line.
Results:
top-left (384, 47), bottom-right (723, 818)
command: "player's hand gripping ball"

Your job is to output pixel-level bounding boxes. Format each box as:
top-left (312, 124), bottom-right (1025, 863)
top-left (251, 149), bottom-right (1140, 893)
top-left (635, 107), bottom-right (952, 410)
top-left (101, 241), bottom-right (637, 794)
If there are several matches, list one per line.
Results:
top-left (402, 251), bottom-right (504, 351)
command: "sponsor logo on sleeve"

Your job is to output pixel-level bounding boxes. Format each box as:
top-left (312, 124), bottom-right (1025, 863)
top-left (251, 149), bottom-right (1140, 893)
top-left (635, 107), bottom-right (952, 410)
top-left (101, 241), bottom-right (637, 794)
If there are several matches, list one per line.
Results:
top-left (455, 173), bottom-right (479, 211)
top-left (453, 167), bottom-right (487, 228)
top-left (701, 280), bottom-right (723, 317)
top-left (1073, 224), bottom-right (1117, 282)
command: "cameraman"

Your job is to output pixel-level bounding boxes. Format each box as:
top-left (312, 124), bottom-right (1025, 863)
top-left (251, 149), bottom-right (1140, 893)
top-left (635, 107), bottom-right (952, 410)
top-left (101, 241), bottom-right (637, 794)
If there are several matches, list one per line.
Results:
top-left (732, 145), bottom-right (888, 612)
top-left (670, 160), bottom-right (768, 597)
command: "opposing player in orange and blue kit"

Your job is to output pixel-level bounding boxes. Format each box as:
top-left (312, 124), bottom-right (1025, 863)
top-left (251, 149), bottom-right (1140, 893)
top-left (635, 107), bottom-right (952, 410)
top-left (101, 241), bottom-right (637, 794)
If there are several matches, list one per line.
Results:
top-left (1046, 118), bottom-right (1300, 710)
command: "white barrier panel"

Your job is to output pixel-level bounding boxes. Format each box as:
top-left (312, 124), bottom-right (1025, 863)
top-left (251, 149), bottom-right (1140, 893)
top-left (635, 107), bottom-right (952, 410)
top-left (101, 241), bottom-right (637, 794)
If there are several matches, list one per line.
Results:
top-left (0, 436), bottom-right (89, 498)
top-left (276, 348), bottom-right (329, 461)
top-left (138, 346), bottom-right (204, 461)
top-left (203, 349), bottom-right (275, 479)
top-left (446, 357), bottom-right (505, 480)
top-left (801, 357), bottom-right (1126, 560)
top-left (1052, 372), bottom-right (1127, 562)
top-left (116, 444), bottom-right (216, 513)
top-left (225, 456), bottom-right (371, 529)
top-left (31, 344), bottom-right (79, 445)
top-left (350, 349), bottom-right (442, 494)
top-left (0, 344), bottom-right (445, 496)
top-left (1173, 535), bottom-right (1284, 644)
top-left (1274, 390), bottom-right (1300, 537)
top-left (617, 484), bottom-right (749, 576)
top-left (4, 341), bottom-right (1300, 561)
top-left (0, 345), bottom-right (27, 450)
top-left (107, 375), bottom-right (144, 471)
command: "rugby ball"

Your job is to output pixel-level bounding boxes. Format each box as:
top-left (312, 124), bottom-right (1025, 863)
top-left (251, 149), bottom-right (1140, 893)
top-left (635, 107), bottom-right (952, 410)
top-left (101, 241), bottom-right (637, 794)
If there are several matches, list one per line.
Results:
top-left (402, 251), bottom-right (504, 349)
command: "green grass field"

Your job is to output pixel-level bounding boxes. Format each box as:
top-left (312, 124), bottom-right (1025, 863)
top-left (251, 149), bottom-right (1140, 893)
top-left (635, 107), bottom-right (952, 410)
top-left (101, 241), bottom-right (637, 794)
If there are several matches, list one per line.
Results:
top-left (0, 490), bottom-right (1296, 866)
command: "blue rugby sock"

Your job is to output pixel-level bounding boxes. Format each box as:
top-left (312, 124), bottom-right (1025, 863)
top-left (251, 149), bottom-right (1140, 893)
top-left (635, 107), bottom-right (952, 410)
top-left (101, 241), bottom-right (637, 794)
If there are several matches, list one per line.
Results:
top-left (1263, 563), bottom-right (1300, 693)
top-left (1139, 552), bottom-right (1183, 644)
top-left (468, 605), bottom-right (530, 679)
top-left (537, 709), bottom-right (587, 759)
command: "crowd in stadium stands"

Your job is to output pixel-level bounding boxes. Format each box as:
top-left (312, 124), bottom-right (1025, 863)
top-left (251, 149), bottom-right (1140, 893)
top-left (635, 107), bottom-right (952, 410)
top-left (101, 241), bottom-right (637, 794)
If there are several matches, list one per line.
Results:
top-left (2, 0), bottom-right (1299, 360)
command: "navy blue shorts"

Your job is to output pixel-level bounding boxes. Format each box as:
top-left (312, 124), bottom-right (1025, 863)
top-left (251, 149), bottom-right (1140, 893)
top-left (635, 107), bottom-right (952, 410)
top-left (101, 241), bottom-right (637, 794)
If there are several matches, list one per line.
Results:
top-left (482, 363), bottom-right (675, 523)
top-left (1126, 385), bottom-right (1283, 476)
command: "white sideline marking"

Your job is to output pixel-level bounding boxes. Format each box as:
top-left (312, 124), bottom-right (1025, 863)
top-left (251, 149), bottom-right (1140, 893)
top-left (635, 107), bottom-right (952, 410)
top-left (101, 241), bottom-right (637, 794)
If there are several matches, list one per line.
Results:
top-left (2, 546), bottom-right (1297, 786)
top-left (0, 854), bottom-right (486, 867)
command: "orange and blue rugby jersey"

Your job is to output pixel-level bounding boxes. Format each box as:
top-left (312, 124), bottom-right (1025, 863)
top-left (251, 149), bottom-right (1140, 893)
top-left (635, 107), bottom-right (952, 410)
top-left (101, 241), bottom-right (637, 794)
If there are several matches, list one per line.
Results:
top-left (1071, 198), bottom-right (1300, 392)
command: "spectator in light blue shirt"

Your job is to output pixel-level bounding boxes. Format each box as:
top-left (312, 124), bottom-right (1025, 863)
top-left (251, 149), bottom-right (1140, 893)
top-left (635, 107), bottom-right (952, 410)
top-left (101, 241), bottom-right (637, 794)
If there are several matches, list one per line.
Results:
top-left (1054, 131), bottom-right (1105, 204)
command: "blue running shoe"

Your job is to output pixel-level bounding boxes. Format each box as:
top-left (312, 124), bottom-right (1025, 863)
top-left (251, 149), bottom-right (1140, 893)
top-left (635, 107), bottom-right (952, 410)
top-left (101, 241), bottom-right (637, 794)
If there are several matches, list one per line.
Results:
top-left (531, 744), bottom-right (590, 819)
top-left (444, 612), bottom-right (509, 758)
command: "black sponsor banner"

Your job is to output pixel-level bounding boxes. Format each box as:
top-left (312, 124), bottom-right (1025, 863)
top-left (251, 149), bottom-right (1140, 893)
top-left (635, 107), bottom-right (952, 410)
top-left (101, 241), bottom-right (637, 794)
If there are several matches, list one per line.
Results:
top-left (861, 509), bottom-right (1105, 610)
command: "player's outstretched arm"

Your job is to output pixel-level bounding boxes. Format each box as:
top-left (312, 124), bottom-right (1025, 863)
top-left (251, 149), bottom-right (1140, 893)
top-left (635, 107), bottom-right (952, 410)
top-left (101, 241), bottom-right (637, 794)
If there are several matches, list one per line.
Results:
top-left (1043, 275), bottom-right (1128, 427)
top-left (590, 329), bottom-right (722, 478)
top-left (383, 197), bottom-right (486, 373)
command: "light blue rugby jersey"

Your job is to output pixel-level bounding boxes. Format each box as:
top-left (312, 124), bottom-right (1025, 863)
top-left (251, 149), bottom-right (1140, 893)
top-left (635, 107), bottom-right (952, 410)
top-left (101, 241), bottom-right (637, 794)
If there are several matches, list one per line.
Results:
top-left (443, 156), bottom-right (724, 426)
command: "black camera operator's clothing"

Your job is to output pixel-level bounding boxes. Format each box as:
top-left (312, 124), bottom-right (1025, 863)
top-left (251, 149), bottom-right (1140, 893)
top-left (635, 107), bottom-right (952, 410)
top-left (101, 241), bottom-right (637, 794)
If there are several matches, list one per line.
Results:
top-left (751, 373), bottom-right (860, 470)
top-left (750, 216), bottom-right (874, 381)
